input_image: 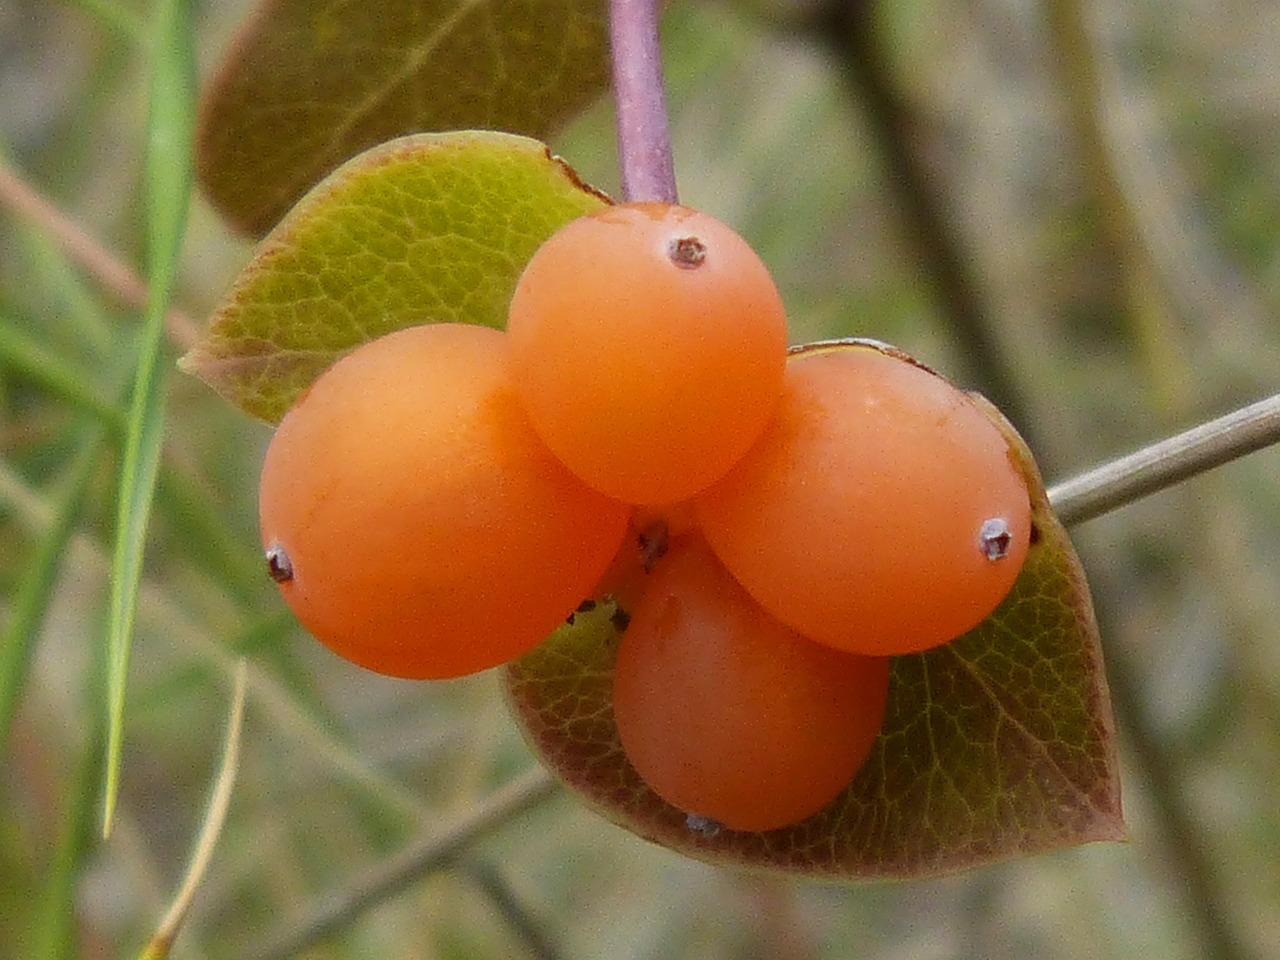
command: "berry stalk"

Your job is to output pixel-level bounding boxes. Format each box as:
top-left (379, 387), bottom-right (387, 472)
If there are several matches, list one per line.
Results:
top-left (609, 0), bottom-right (678, 203)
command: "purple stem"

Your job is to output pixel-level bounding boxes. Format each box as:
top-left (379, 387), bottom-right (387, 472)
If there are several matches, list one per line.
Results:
top-left (609, 0), bottom-right (678, 203)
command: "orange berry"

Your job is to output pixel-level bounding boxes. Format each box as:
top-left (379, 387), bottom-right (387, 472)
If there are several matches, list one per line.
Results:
top-left (612, 538), bottom-right (889, 832)
top-left (506, 202), bottom-right (788, 505)
top-left (258, 324), bottom-right (629, 679)
top-left (696, 343), bottom-right (1031, 656)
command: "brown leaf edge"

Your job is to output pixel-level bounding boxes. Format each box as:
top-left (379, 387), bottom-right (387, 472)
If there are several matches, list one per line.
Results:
top-left (504, 339), bottom-right (1124, 880)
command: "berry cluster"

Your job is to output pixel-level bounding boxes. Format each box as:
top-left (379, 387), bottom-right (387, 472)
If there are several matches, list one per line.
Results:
top-left (258, 201), bottom-right (1032, 832)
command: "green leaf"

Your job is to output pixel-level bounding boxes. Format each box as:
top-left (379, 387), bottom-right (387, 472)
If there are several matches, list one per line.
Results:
top-left (504, 358), bottom-right (1124, 878)
top-left (180, 131), bottom-right (609, 422)
top-left (102, 0), bottom-right (195, 836)
top-left (195, 0), bottom-right (611, 235)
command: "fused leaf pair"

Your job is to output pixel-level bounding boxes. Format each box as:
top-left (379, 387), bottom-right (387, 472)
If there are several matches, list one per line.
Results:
top-left (183, 130), bottom-right (1123, 879)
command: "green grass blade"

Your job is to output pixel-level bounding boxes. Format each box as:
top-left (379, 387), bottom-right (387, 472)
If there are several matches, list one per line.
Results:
top-left (32, 619), bottom-right (108, 960)
top-left (0, 423), bottom-right (108, 754)
top-left (102, 0), bottom-right (195, 837)
top-left (0, 310), bottom-right (260, 602)
top-left (0, 312), bottom-right (125, 430)
top-left (18, 229), bottom-right (119, 356)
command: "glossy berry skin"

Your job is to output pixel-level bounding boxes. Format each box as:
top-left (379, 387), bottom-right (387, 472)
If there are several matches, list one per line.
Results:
top-left (506, 202), bottom-right (788, 505)
top-left (696, 343), bottom-right (1032, 657)
top-left (258, 323), bottom-right (629, 679)
top-left (612, 538), bottom-right (890, 832)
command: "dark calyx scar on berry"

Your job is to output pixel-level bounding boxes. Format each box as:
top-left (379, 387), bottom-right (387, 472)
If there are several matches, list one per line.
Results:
top-left (265, 542), bottom-right (294, 582)
top-left (979, 518), bottom-right (1013, 561)
top-left (668, 235), bottom-right (706, 268)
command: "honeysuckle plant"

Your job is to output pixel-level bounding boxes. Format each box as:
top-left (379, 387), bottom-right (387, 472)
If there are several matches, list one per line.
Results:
top-left (4, 1), bottom-right (1280, 958)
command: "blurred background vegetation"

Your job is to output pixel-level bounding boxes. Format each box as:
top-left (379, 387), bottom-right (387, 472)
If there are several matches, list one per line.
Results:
top-left (2, 0), bottom-right (1279, 957)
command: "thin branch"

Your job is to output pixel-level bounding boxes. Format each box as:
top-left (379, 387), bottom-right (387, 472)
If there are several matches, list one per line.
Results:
top-left (1049, 392), bottom-right (1280, 527)
top-left (0, 155), bottom-right (201, 350)
top-left (609, 0), bottom-right (677, 203)
top-left (242, 767), bottom-right (560, 960)
top-left (463, 860), bottom-right (560, 960)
